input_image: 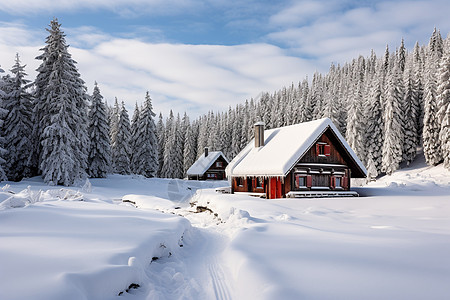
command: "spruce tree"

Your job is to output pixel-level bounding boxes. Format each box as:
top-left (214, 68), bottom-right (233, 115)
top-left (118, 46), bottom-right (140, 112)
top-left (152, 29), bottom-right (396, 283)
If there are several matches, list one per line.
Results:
top-left (0, 66), bottom-right (7, 181)
top-left (87, 82), bottom-right (111, 178)
top-left (132, 92), bottom-right (159, 177)
top-left (156, 112), bottom-right (165, 177)
top-left (382, 64), bottom-right (404, 175)
top-left (161, 110), bottom-right (175, 178)
top-left (402, 57), bottom-right (420, 165)
top-left (130, 102), bottom-right (140, 173)
top-left (111, 102), bottom-right (131, 174)
top-left (365, 62), bottom-right (384, 173)
top-left (183, 124), bottom-right (196, 176)
top-left (2, 54), bottom-right (34, 181)
top-left (423, 44), bottom-right (442, 165)
top-left (36, 19), bottom-right (89, 185)
top-left (438, 37), bottom-right (450, 169)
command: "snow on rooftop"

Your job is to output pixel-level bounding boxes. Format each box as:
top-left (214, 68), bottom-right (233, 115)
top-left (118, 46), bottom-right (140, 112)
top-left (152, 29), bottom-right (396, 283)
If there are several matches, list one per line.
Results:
top-left (187, 151), bottom-right (229, 176)
top-left (226, 118), bottom-right (367, 177)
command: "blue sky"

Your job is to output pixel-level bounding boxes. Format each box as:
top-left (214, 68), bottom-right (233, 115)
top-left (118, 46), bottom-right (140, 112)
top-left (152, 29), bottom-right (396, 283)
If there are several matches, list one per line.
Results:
top-left (0, 0), bottom-right (449, 117)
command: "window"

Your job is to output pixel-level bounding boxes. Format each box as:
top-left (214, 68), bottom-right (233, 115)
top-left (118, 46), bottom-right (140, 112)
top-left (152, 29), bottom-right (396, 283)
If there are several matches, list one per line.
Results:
top-left (294, 174), bottom-right (307, 189)
top-left (236, 177), bottom-right (243, 187)
top-left (255, 177), bottom-right (263, 189)
top-left (316, 143), bottom-right (331, 156)
top-left (206, 173), bottom-right (217, 179)
top-left (335, 177), bottom-right (341, 188)
top-left (216, 161), bottom-right (223, 168)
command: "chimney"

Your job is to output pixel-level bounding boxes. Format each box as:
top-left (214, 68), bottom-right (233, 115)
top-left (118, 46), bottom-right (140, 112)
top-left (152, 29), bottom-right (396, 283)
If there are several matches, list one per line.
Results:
top-left (204, 147), bottom-right (209, 157)
top-left (254, 121), bottom-right (265, 148)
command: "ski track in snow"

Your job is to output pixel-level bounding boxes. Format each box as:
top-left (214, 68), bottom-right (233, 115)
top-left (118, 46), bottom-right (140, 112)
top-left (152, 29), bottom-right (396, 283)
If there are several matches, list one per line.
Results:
top-left (209, 258), bottom-right (232, 300)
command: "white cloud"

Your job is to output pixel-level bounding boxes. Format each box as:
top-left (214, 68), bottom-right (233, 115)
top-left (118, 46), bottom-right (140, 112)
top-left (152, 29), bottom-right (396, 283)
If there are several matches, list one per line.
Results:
top-left (268, 0), bottom-right (450, 68)
top-left (74, 39), bottom-right (316, 116)
top-left (0, 22), bottom-right (316, 117)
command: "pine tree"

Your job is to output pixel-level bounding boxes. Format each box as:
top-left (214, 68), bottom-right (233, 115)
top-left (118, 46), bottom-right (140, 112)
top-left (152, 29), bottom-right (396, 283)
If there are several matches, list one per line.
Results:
top-left (423, 42), bottom-right (443, 165)
top-left (129, 102), bottom-right (140, 173)
top-left (183, 124), bottom-right (196, 176)
top-left (345, 58), bottom-right (366, 163)
top-left (402, 57), bottom-right (420, 165)
top-left (156, 112), bottom-right (165, 177)
top-left (132, 92), bottom-right (159, 177)
top-left (382, 64), bottom-right (404, 175)
top-left (111, 102), bottom-right (131, 174)
top-left (172, 113), bottom-right (184, 178)
top-left (1, 54), bottom-right (34, 181)
top-left (161, 110), bottom-right (175, 178)
top-left (0, 65), bottom-right (8, 181)
top-left (365, 61), bottom-right (384, 173)
top-left (438, 37), bottom-right (450, 169)
top-left (87, 82), bottom-right (111, 178)
top-left (36, 19), bottom-right (89, 185)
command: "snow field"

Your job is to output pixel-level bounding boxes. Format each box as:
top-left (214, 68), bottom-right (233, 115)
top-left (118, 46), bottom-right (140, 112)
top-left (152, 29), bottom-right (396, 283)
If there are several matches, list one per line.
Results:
top-left (0, 176), bottom-right (224, 300)
top-left (189, 162), bottom-right (450, 300)
top-left (0, 160), bottom-right (449, 300)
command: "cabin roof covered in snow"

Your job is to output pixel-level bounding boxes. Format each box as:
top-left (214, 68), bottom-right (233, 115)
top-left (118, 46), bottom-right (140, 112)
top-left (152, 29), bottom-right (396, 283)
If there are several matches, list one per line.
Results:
top-left (226, 118), bottom-right (367, 178)
top-left (187, 151), bottom-right (229, 176)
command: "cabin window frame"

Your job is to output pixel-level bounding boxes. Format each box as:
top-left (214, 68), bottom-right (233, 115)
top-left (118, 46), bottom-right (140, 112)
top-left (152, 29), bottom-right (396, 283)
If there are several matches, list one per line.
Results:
top-left (236, 177), bottom-right (244, 187)
top-left (316, 142), bottom-right (331, 157)
top-left (215, 161), bottom-right (223, 168)
top-left (207, 173), bottom-right (217, 179)
top-left (255, 177), bottom-right (264, 189)
top-left (293, 173), bottom-right (308, 190)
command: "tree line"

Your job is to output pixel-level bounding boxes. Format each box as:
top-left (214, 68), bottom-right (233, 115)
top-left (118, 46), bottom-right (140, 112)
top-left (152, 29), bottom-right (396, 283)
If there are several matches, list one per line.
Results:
top-left (0, 19), bottom-right (449, 185)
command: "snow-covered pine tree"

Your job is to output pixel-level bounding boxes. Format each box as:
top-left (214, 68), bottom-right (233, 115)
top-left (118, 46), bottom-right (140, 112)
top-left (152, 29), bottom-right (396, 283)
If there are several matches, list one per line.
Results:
top-left (412, 42), bottom-right (425, 137)
top-left (183, 123), bottom-right (196, 176)
top-left (441, 103), bottom-right (450, 169)
top-left (365, 61), bottom-right (384, 173)
top-left (87, 82), bottom-right (111, 178)
top-left (172, 113), bottom-right (184, 178)
top-left (156, 112), bottom-right (165, 177)
top-left (423, 39), bottom-right (443, 165)
top-left (310, 72), bottom-right (324, 120)
top-left (129, 102), bottom-right (140, 174)
top-left (231, 106), bottom-right (243, 157)
top-left (382, 63), bottom-right (405, 175)
top-left (132, 92), bottom-right (159, 177)
top-left (111, 102), bottom-right (131, 174)
top-left (0, 65), bottom-right (8, 181)
top-left (402, 56), bottom-right (420, 165)
top-left (300, 79), bottom-right (312, 123)
top-left (161, 110), bottom-right (175, 178)
top-left (196, 113), bottom-right (208, 157)
top-left (259, 92), bottom-right (272, 127)
top-left (37, 19), bottom-right (89, 185)
top-left (345, 57), bottom-right (366, 163)
top-left (398, 38), bottom-right (406, 73)
top-left (438, 36), bottom-right (450, 169)
top-left (2, 54), bottom-right (34, 181)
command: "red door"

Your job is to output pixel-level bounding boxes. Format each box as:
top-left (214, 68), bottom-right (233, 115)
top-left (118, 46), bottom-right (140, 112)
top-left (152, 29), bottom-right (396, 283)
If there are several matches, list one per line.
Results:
top-left (269, 178), bottom-right (282, 199)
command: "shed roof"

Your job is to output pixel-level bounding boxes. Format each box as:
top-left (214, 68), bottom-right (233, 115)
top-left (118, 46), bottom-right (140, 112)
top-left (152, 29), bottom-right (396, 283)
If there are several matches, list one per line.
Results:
top-left (186, 151), bottom-right (229, 176)
top-left (226, 118), bottom-right (367, 178)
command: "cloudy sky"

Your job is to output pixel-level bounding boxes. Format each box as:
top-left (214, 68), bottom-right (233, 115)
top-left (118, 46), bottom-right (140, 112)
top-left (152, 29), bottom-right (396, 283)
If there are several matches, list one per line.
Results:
top-left (0, 0), bottom-right (449, 117)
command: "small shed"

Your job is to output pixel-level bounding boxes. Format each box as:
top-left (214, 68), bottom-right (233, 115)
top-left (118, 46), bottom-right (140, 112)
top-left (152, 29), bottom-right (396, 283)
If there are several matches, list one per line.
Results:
top-left (226, 118), bottom-right (367, 198)
top-left (187, 148), bottom-right (229, 180)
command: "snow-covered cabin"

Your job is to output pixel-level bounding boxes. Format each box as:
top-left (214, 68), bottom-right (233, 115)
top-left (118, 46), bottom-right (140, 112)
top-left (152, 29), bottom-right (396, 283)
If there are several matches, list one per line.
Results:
top-left (226, 118), bottom-right (367, 198)
top-left (187, 148), bottom-right (229, 180)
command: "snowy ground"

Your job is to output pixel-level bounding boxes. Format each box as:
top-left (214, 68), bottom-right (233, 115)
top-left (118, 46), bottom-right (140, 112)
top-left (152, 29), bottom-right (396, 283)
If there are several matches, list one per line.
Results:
top-left (1, 158), bottom-right (449, 300)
